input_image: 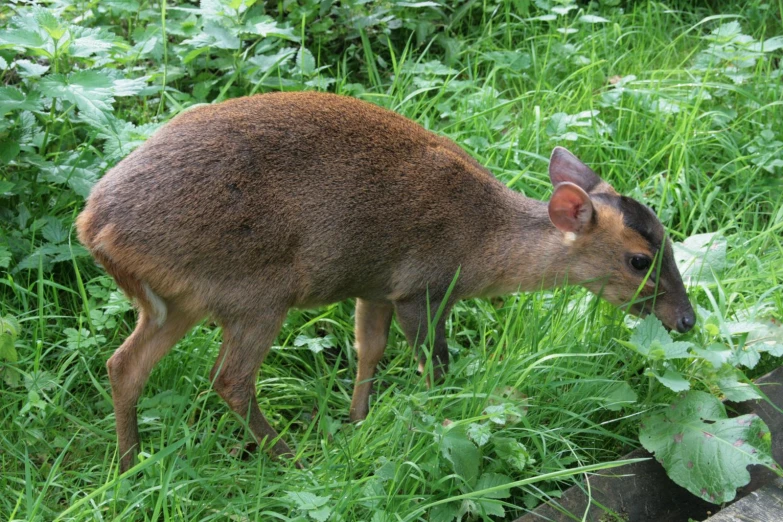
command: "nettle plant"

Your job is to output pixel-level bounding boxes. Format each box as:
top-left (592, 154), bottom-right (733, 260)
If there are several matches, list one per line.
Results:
top-left (620, 233), bottom-right (783, 503)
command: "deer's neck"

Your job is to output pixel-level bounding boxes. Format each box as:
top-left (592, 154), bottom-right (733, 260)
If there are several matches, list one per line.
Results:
top-left (470, 192), bottom-right (578, 297)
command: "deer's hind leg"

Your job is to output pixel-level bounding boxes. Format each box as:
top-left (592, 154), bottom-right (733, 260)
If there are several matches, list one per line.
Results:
top-left (107, 304), bottom-right (200, 473)
top-left (210, 307), bottom-right (299, 464)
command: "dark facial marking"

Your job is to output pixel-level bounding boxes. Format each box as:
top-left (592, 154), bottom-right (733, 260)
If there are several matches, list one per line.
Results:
top-left (593, 193), bottom-right (664, 251)
top-left (617, 196), bottom-right (664, 251)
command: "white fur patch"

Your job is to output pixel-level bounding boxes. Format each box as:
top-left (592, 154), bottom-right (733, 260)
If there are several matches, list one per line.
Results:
top-left (562, 231), bottom-right (577, 245)
top-left (142, 282), bottom-right (167, 326)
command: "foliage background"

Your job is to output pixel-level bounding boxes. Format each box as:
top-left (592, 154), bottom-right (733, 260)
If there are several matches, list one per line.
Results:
top-left (1, 0), bottom-right (782, 520)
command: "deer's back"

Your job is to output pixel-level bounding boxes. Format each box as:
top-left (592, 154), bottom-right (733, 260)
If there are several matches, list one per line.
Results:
top-left (80, 92), bottom-right (511, 314)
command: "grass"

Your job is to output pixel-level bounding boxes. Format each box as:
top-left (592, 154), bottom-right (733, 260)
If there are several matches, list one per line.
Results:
top-left (1, 0), bottom-right (783, 520)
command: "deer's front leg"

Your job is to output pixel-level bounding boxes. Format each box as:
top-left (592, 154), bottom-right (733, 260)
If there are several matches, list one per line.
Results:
top-left (394, 297), bottom-right (451, 385)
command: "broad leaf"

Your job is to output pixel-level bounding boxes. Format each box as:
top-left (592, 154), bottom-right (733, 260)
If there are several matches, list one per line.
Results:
top-left (732, 319), bottom-right (783, 358)
top-left (248, 17), bottom-right (299, 41)
top-left (1, 316), bottom-right (20, 387)
top-left (602, 381), bottom-right (638, 411)
top-left (430, 502), bottom-right (459, 522)
top-left (475, 472), bottom-right (512, 499)
top-left (717, 368), bottom-right (761, 402)
top-left (476, 498), bottom-right (505, 517)
top-left (640, 391), bottom-right (774, 503)
top-left (293, 334), bottom-right (336, 354)
top-left (0, 316), bottom-right (19, 362)
top-left (467, 422), bottom-right (491, 447)
top-left (618, 315), bottom-right (692, 360)
top-left (692, 343), bottom-right (733, 369)
top-left (13, 59), bottom-right (49, 78)
top-left (493, 437), bottom-right (529, 471)
top-left (39, 70), bottom-right (115, 120)
top-left (579, 15), bottom-right (609, 23)
top-left (42, 218), bottom-right (69, 244)
top-left (285, 491), bottom-right (330, 510)
top-left (295, 46), bottom-right (316, 76)
top-left (673, 233), bottom-right (727, 286)
top-left (202, 20), bottom-right (240, 49)
top-left (441, 428), bottom-right (480, 487)
top-left (649, 368), bottom-right (690, 392)
top-left (69, 26), bottom-right (117, 57)
top-left (0, 87), bottom-right (43, 116)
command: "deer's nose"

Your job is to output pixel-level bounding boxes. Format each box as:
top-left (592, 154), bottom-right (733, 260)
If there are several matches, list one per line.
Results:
top-left (676, 310), bottom-right (695, 333)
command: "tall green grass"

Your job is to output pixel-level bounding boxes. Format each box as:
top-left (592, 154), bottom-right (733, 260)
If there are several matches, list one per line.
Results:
top-left (1, 0), bottom-right (782, 520)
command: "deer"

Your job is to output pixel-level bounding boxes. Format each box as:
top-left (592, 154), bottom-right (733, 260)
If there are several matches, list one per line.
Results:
top-left (76, 91), bottom-right (695, 473)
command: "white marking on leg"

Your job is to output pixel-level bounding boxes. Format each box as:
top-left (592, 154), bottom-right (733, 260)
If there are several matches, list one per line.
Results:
top-left (142, 282), bottom-right (167, 326)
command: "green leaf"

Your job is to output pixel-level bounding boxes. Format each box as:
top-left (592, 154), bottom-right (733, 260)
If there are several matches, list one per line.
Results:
top-left (296, 46), bottom-right (316, 76)
top-left (649, 368), bottom-right (691, 392)
top-left (483, 404), bottom-right (507, 425)
top-left (0, 141), bottom-right (20, 165)
top-left (34, 9), bottom-right (66, 41)
top-left (623, 315), bottom-right (693, 360)
top-left (467, 422), bottom-right (491, 447)
top-left (249, 17), bottom-right (300, 41)
top-left (673, 233), bottom-right (727, 287)
top-left (42, 218), bottom-right (69, 244)
top-left (429, 502), bottom-right (458, 522)
top-left (546, 112), bottom-right (569, 137)
top-left (0, 316), bottom-right (19, 362)
top-left (640, 391), bottom-right (774, 504)
top-left (203, 20), bottom-right (240, 50)
top-left (630, 315), bottom-right (671, 350)
top-left (0, 87), bottom-right (43, 116)
top-left (692, 343), bottom-right (733, 369)
top-left (13, 59), bottom-right (49, 78)
top-left (748, 36), bottom-right (783, 53)
top-left (285, 491), bottom-right (330, 511)
top-left (717, 368), bottom-right (761, 402)
top-left (0, 246), bottom-right (11, 269)
top-left (579, 15), bottom-right (609, 23)
top-left (709, 22), bottom-right (743, 41)
top-left (602, 381), bottom-right (638, 411)
top-left (493, 437), bottom-right (528, 471)
top-left (374, 458), bottom-right (397, 482)
top-left (69, 26), bottom-right (117, 57)
top-left (441, 428), bottom-right (480, 487)
top-left (79, 111), bottom-right (160, 162)
top-left (39, 71), bottom-right (115, 120)
top-left (733, 344), bottom-right (761, 369)
top-left (112, 77), bottom-right (149, 97)
top-left (475, 472), bottom-right (512, 499)
top-left (735, 319), bottom-right (783, 357)
top-left (293, 334), bottom-right (337, 354)
top-left (401, 60), bottom-right (457, 76)
top-left (308, 506), bottom-right (331, 522)
top-left (1, 316), bottom-right (20, 387)
top-left (0, 17), bottom-right (48, 50)
top-left (476, 498), bottom-right (505, 517)
top-left (484, 51), bottom-right (531, 71)
top-left (35, 155), bottom-right (98, 199)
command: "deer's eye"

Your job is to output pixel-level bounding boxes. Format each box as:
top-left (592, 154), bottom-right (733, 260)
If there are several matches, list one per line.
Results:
top-left (629, 254), bottom-right (652, 272)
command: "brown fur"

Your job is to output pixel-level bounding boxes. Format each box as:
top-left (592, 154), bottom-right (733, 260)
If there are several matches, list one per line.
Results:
top-left (76, 91), bottom-right (693, 472)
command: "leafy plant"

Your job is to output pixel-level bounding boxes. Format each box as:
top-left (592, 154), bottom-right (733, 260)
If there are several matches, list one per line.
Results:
top-left (285, 491), bottom-right (332, 522)
top-left (640, 391), bottom-right (773, 503)
top-left (0, 315), bottom-right (20, 387)
top-left (615, 232), bottom-right (783, 503)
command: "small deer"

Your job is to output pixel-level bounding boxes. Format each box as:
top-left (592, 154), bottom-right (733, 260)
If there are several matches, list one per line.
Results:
top-left (76, 91), bottom-right (694, 473)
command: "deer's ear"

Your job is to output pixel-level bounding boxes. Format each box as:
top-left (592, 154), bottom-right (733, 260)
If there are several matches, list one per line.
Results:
top-left (549, 147), bottom-right (615, 194)
top-left (548, 182), bottom-right (593, 234)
